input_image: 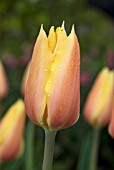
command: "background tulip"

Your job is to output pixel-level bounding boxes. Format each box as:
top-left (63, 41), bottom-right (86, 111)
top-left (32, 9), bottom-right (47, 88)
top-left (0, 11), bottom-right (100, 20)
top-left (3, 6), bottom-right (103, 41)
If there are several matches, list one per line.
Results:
top-left (0, 61), bottom-right (9, 99)
top-left (84, 67), bottom-right (114, 127)
top-left (0, 99), bottom-right (25, 162)
top-left (82, 68), bottom-right (114, 170)
top-left (25, 23), bottom-right (80, 131)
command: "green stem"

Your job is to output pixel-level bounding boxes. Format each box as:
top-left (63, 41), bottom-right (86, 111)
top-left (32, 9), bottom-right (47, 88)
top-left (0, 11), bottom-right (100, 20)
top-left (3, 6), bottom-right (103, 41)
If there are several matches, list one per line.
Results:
top-left (25, 121), bottom-right (35, 170)
top-left (89, 127), bottom-right (100, 170)
top-left (42, 130), bottom-right (57, 170)
top-left (0, 161), bottom-right (2, 170)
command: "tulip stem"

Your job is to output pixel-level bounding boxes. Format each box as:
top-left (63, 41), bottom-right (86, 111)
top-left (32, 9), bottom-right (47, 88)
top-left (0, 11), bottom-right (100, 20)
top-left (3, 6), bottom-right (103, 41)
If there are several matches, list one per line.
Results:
top-left (25, 121), bottom-right (35, 170)
top-left (42, 130), bottom-right (57, 170)
top-left (89, 127), bottom-right (100, 170)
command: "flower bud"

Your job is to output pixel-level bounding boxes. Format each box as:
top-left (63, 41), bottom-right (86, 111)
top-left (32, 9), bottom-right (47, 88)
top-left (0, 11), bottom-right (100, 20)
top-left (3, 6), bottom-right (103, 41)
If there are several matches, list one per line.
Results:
top-left (0, 99), bottom-right (25, 161)
top-left (84, 67), bottom-right (114, 127)
top-left (25, 23), bottom-right (80, 131)
top-left (0, 61), bottom-right (9, 99)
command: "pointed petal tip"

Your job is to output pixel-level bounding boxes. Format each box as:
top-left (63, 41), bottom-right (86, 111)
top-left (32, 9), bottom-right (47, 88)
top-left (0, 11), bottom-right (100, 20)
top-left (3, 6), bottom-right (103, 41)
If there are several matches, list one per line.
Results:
top-left (61, 21), bottom-right (65, 30)
top-left (38, 24), bottom-right (47, 38)
top-left (71, 24), bottom-right (75, 33)
top-left (40, 24), bottom-right (44, 32)
top-left (49, 26), bottom-right (55, 33)
top-left (68, 24), bottom-right (75, 38)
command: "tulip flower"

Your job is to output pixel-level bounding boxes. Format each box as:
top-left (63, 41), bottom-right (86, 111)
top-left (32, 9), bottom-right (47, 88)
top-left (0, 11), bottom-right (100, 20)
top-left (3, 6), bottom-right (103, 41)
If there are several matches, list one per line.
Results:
top-left (0, 61), bottom-right (9, 99)
top-left (25, 23), bottom-right (80, 131)
top-left (84, 67), bottom-right (114, 127)
top-left (21, 62), bottom-right (31, 95)
top-left (108, 102), bottom-right (114, 138)
top-left (83, 67), bottom-right (114, 170)
top-left (25, 22), bottom-right (80, 170)
top-left (0, 99), bottom-right (25, 162)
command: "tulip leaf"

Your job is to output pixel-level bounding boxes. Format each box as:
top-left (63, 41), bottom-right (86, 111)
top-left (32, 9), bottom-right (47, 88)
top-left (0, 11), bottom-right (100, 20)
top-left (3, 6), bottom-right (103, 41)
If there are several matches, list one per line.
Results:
top-left (76, 128), bottom-right (92, 170)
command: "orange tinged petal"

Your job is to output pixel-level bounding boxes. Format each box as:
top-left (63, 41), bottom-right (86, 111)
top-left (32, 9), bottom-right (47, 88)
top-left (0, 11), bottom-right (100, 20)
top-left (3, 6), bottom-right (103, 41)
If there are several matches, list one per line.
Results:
top-left (25, 26), bottom-right (54, 127)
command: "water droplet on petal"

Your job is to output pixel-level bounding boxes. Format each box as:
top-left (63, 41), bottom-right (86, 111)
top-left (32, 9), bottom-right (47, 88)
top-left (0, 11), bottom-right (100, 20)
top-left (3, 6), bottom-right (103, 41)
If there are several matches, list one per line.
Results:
top-left (51, 68), bottom-right (55, 72)
top-left (47, 93), bottom-right (50, 97)
top-left (44, 68), bottom-right (48, 72)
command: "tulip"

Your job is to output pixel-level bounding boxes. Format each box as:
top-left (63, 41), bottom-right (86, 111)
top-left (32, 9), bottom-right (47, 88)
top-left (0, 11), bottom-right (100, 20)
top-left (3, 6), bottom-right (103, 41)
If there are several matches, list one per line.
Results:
top-left (0, 99), bottom-right (25, 161)
top-left (25, 23), bottom-right (80, 131)
top-left (84, 67), bottom-right (114, 127)
top-left (25, 23), bottom-right (80, 170)
top-left (83, 68), bottom-right (114, 170)
top-left (21, 62), bottom-right (31, 95)
top-left (108, 102), bottom-right (114, 138)
top-left (0, 61), bottom-right (9, 99)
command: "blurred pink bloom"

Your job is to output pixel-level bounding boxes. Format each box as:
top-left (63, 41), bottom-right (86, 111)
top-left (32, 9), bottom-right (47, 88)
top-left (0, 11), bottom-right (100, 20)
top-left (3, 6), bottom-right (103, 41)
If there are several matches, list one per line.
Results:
top-left (106, 51), bottom-right (114, 69)
top-left (82, 54), bottom-right (90, 65)
top-left (19, 56), bottom-right (31, 67)
top-left (91, 48), bottom-right (99, 57)
top-left (80, 72), bottom-right (91, 86)
top-left (0, 105), bottom-right (3, 115)
top-left (22, 43), bottom-right (33, 56)
top-left (3, 53), bottom-right (20, 69)
top-left (3, 43), bottom-right (32, 69)
top-left (19, 43), bottom-right (32, 67)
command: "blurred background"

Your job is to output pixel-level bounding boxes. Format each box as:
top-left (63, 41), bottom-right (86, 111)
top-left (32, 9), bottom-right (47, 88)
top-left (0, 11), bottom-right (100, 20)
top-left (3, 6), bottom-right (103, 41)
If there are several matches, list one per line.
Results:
top-left (0, 0), bottom-right (114, 170)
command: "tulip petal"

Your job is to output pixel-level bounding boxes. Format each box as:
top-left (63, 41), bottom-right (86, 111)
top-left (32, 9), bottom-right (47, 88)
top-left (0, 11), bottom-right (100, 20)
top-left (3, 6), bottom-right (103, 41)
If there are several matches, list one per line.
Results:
top-left (45, 26), bottom-right (80, 130)
top-left (48, 26), bottom-right (56, 53)
top-left (25, 26), bottom-right (54, 127)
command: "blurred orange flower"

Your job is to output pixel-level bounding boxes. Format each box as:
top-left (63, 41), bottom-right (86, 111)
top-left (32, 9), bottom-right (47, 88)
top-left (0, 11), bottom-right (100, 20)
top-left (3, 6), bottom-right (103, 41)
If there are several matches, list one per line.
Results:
top-left (84, 67), bottom-right (114, 127)
top-left (0, 100), bottom-right (25, 161)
